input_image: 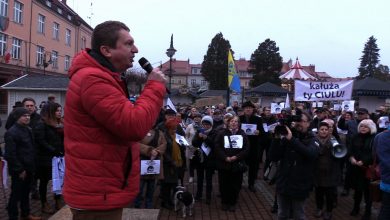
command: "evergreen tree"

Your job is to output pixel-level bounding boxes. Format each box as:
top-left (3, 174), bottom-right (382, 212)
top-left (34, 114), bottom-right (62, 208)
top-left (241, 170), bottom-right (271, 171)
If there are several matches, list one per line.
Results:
top-left (249, 39), bottom-right (283, 87)
top-left (358, 36), bottom-right (380, 78)
top-left (201, 33), bottom-right (232, 90)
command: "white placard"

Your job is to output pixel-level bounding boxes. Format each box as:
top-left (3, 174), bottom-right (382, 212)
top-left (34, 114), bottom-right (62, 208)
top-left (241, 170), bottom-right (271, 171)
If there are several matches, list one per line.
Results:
top-left (271, 103), bottom-right (283, 114)
top-left (1, 159), bottom-right (8, 189)
top-left (201, 143), bottom-right (211, 156)
top-left (294, 80), bottom-right (353, 101)
top-left (379, 116), bottom-right (390, 128)
top-left (334, 104), bottom-right (342, 111)
top-left (141, 160), bottom-right (160, 175)
top-left (224, 135), bottom-right (243, 149)
top-left (263, 123), bottom-right (269, 132)
top-left (52, 157), bottom-right (65, 195)
top-left (267, 123), bottom-right (278, 133)
top-left (166, 98), bottom-right (177, 113)
top-left (175, 134), bottom-right (189, 146)
top-left (341, 100), bottom-right (355, 112)
top-left (241, 123), bottom-right (257, 135)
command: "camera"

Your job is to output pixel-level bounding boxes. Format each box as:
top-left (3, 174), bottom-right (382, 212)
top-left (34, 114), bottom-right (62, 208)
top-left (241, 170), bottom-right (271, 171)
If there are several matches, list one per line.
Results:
top-left (274, 110), bottom-right (303, 136)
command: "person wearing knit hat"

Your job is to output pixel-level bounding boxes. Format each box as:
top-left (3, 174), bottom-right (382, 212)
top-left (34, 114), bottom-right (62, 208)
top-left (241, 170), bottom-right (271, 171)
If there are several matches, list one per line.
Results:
top-left (201, 115), bottom-right (213, 126)
top-left (4, 107), bottom-right (42, 220)
top-left (13, 107), bottom-right (30, 121)
top-left (349, 118), bottom-right (377, 218)
top-left (192, 114), bottom-right (218, 204)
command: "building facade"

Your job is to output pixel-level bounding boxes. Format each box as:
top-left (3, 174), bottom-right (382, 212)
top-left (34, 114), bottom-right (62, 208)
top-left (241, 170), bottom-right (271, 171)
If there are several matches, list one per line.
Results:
top-left (0, 0), bottom-right (92, 113)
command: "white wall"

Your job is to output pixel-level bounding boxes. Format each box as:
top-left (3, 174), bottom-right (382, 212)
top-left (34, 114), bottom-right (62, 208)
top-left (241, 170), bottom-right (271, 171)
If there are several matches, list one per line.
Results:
top-left (7, 90), bottom-right (66, 114)
top-left (358, 96), bottom-right (386, 113)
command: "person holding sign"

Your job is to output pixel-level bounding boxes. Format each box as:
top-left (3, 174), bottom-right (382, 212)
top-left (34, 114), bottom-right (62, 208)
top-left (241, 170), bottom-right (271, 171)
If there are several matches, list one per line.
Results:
top-left (192, 116), bottom-right (217, 204)
top-left (239, 101), bottom-right (265, 193)
top-left (215, 116), bottom-right (249, 212)
top-left (134, 126), bottom-right (166, 209)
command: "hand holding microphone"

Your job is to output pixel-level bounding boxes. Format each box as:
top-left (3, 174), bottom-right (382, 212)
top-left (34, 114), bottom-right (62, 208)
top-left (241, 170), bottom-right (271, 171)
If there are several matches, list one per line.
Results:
top-left (138, 57), bottom-right (167, 84)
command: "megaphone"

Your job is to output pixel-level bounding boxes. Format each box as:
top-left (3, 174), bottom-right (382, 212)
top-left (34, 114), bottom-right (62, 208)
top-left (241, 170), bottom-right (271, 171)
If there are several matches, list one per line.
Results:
top-left (330, 138), bottom-right (347, 158)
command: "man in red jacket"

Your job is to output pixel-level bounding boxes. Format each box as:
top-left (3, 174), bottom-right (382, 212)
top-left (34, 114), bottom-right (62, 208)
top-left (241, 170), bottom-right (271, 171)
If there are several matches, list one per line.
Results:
top-left (63, 21), bottom-right (166, 220)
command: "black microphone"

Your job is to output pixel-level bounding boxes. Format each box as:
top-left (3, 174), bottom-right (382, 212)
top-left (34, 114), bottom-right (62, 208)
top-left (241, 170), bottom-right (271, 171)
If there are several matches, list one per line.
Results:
top-left (138, 57), bottom-right (153, 74)
top-left (138, 57), bottom-right (170, 94)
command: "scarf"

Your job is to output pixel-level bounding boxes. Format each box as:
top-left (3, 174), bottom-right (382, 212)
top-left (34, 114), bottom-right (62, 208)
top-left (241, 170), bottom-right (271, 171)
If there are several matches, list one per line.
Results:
top-left (171, 134), bottom-right (183, 167)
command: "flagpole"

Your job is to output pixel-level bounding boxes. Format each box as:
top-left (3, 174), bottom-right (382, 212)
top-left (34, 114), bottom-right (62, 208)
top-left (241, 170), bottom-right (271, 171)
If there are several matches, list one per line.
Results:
top-left (227, 49), bottom-right (230, 107)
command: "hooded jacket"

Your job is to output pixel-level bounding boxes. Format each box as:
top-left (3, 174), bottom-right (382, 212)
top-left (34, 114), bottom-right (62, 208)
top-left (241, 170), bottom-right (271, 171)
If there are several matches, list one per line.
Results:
top-left (63, 50), bottom-right (165, 210)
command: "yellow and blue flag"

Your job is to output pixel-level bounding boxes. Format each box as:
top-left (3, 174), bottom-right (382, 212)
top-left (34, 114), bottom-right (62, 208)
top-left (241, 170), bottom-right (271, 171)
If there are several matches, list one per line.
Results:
top-left (228, 50), bottom-right (241, 93)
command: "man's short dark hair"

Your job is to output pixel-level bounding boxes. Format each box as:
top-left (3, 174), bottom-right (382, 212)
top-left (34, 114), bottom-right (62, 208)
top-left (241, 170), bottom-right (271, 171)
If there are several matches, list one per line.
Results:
top-left (22, 97), bottom-right (36, 104)
top-left (91, 21), bottom-right (130, 51)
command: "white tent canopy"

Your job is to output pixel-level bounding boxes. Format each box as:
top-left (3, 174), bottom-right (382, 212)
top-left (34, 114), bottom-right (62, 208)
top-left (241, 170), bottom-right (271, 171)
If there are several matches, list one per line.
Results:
top-left (279, 58), bottom-right (317, 80)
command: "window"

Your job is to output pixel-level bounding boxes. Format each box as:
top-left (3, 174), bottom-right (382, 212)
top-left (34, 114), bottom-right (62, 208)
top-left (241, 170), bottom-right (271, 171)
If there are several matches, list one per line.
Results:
top-left (178, 79), bottom-right (182, 84)
top-left (36, 45), bottom-right (44, 65)
top-left (67, 14), bottom-right (72, 20)
top-left (191, 79), bottom-right (196, 86)
top-left (0, 33), bottom-right (6, 56)
top-left (45, 0), bottom-right (51, 7)
top-left (13, 1), bottom-right (22, 23)
top-left (81, 37), bottom-right (86, 49)
top-left (201, 80), bottom-right (207, 86)
top-left (64, 55), bottom-right (70, 70)
top-left (65, 29), bottom-right (71, 46)
top-left (51, 50), bottom-right (58, 68)
top-left (11, 37), bottom-right (21, 59)
top-left (0, 0), bottom-right (8, 17)
top-left (52, 22), bottom-right (59, 40)
top-left (57, 7), bottom-right (62, 14)
top-left (38, 14), bottom-right (45, 33)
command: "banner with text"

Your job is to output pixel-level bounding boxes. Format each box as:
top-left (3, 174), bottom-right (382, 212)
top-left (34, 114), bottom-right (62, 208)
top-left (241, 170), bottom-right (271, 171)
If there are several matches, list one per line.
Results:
top-left (294, 80), bottom-right (353, 101)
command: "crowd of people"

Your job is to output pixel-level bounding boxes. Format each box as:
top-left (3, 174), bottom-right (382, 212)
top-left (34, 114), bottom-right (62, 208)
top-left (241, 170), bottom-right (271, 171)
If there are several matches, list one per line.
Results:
top-left (132, 101), bottom-right (390, 220)
top-left (2, 96), bottom-right (63, 220)
top-left (1, 19), bottom-right (390, 220)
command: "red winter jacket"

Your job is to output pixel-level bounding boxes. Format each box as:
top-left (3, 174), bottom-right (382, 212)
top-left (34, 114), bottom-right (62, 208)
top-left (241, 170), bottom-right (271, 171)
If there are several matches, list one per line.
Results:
top-left (63, 50), bottom-right (165, 210)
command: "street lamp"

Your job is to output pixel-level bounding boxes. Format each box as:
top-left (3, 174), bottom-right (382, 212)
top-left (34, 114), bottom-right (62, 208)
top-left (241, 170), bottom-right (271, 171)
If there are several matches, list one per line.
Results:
top-left (166, 34), bottom-right (176, 91)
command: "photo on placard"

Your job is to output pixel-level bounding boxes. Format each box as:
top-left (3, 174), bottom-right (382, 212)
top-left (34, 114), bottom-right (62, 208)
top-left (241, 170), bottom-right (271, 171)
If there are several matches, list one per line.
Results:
top-left (342, 100), bottom-right (355, 112)
top-left (271, 103), bottom-right (282, 114)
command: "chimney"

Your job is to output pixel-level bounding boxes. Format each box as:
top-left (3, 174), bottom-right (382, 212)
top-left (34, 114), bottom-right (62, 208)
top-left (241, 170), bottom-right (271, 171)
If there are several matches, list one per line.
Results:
top-left (62, 0), bottom-right (67, 4)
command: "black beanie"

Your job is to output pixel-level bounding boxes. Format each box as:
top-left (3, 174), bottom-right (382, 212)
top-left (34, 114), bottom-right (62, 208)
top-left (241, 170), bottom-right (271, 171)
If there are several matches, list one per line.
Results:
top-left (13, 107), bottom-right (29, 120)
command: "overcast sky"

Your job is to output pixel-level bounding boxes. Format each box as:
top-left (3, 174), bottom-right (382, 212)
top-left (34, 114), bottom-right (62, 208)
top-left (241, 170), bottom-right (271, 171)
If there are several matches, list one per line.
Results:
top-left (70, 0), bottom-right (390, 78)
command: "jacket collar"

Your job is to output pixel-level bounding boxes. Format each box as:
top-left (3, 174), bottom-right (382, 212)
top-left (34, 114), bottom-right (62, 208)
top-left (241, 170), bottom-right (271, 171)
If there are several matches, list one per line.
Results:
top-left (88, 49), bottom-right (117, 73)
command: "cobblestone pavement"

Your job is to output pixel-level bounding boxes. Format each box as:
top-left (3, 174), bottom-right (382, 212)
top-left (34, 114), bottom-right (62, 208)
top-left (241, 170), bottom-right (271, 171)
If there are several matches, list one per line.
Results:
top-left (0, 169), bottom-right (381, 220)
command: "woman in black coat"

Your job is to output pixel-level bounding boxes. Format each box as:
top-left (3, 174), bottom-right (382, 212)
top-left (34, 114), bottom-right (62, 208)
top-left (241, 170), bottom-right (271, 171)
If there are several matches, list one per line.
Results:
top-left (215, 116), bottom-right (249, 212)
top-left (314, 122), bottom-right (343, 220)
top-left (192, 115), bottom-right (217, 204)
top-left (349, 119), bottom-right (377, 219)
top-left (34, 102), bottom-right (64, 213)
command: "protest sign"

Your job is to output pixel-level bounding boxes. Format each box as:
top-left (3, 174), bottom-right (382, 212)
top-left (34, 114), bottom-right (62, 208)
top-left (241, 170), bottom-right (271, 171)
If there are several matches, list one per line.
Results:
top-left (224, 135), bottom-right (243, 149)
top-left (271, 103), bottom-right (283, 114)
top-left (201, 143), bottom-right (211, 156)
top-left (334, 104), bottom-right (342, 111)
top-left (294, 80), bottom-right (353, 101)
top-left (175, 134), bottom-right (189, 146)
top-left (379, 116), bottom-right (389, 128)
top-left (141, 160), bottom-right (160, 175)
top-left (341, 100), bottom-right (355, 112)
top-left (241, 123), bottom-right (257, 135)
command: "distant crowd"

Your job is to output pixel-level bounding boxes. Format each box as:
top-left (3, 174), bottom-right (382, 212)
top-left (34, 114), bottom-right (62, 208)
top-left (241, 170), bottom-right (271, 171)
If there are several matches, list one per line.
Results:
top-left (1, 96), bottom-right (390, 220)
